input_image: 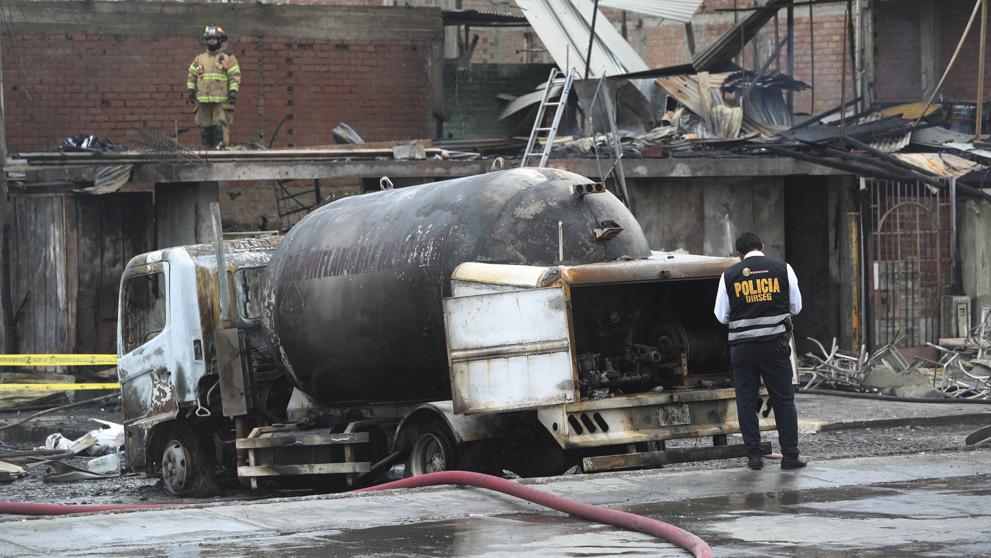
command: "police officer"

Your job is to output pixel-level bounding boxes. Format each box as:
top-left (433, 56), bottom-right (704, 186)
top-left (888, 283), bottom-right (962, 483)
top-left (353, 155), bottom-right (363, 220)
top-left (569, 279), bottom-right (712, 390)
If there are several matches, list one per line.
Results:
top-left (186, 25), bottom-right (241, 148)
top-left (714, 232), bottom-right (807, 471)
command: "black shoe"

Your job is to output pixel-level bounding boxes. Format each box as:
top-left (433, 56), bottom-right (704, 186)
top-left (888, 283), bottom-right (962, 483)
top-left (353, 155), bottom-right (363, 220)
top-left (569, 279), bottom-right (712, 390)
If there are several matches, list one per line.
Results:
top-left (781, 455), bottom-right (808, 469)
top-left (747, 456), bottom-right (763, 470)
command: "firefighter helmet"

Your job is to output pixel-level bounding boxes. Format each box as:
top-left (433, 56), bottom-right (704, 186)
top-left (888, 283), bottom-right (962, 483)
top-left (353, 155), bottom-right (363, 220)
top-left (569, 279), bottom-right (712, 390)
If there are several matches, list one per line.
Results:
top-left (203, 25), bottom-right (227, 42)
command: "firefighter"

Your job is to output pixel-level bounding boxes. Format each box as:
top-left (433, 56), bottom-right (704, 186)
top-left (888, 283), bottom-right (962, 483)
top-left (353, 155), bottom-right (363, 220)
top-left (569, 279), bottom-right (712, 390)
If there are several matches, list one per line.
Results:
top-left (186, 25), bottom-right (241, 148)
top-left (713, 232), bottom-right (807, 471)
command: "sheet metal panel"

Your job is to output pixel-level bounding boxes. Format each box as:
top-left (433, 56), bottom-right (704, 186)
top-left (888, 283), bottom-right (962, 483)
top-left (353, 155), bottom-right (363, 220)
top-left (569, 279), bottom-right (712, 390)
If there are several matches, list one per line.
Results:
top-left (515, 0), bottom-right (648, 78)
top-left (444, 287), bottom-right (576, 414)
top-left (599, 0), bottom-right (703, 23)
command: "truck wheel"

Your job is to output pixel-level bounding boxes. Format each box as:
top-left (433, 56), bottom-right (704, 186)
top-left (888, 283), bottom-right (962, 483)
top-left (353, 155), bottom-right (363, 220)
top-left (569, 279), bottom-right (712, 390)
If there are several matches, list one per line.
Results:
top-left (161, 432), bottom-right (218, 497)
top-left (406, 418), bottom-right (457, 477)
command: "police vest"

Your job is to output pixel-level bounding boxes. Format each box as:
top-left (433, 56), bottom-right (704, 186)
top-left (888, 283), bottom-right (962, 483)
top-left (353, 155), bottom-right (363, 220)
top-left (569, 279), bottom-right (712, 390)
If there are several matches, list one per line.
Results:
top-left (724, 256), bottom-right (791, 345)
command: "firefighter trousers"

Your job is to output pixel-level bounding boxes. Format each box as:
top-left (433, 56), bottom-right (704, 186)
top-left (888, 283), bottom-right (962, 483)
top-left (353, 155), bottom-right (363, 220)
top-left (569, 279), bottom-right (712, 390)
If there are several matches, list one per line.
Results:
top-left (195, 102), bottom-right (234, 146)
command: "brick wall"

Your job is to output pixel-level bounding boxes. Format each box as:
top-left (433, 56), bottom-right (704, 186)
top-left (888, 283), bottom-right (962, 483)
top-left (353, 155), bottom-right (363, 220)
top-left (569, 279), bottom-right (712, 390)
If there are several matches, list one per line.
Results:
top-left (938, 0), bottom-right (989, 102)
top-left (872, 0), bottom-right (923, 102)
top-left (871, 0), bottom-right (991, 104)
top-left (1, 2), bottom-right (442, 153)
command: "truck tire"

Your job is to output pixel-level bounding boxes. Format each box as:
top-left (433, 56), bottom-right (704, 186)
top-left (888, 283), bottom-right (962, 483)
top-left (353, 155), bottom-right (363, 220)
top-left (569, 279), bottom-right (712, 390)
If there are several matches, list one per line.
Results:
top-left (161, 431), bottom-right (218, 497)
top-left (405, 417), bottom-right (457, 477)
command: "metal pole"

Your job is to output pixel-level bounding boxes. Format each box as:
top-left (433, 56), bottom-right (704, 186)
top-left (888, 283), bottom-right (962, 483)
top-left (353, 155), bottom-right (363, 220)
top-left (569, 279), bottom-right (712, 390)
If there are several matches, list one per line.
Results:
top-left (773, 11), bottom-right (780, 72)
top-left (977, 0), bottom-right (988, 139)
top-left (848, 0), bottom-right (860, 112)
top-left (840, 4), bottom-right (849, 142)
top-left (950, 177), bottom-right (959, 293)
top-left (584, 0), bottom-right (601, 80)
top-left (787, 4), bottom-right (794, 117)
top-left (809, 1), bottom-right (816, 111)
top-left (859, 178), bottom-right (870, 349)
top-left (684, 22), bottom-right (696, 56)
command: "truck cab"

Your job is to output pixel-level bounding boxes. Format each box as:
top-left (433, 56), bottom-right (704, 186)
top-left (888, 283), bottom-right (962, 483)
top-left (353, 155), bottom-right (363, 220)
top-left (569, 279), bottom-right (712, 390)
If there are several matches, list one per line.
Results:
top-left (116, 237), bottom-right (280, 495)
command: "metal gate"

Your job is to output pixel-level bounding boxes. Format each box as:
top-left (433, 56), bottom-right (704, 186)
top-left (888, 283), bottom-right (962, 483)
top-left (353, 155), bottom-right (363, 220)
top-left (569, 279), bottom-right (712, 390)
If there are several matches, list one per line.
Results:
top-left (867, 178), bottom-right (952, 347)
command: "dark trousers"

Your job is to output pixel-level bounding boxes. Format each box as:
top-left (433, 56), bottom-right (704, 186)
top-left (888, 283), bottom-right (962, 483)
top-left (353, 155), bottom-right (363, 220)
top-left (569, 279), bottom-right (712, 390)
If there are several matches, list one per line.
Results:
top-left (731, 338), bottom-right (799, 458)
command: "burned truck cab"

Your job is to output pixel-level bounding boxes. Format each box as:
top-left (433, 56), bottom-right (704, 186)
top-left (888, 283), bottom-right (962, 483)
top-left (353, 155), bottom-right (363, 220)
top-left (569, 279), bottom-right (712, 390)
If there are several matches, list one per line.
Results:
top-left (116, 238), bottom-right (279, 491)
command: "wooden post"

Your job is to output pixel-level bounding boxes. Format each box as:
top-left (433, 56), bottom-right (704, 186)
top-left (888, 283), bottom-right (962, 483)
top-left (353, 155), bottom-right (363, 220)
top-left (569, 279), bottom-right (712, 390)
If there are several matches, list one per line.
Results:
top-left (0, 38), bottom-right (11, 354)
top-left (977, 0), bottom-right (988, 139)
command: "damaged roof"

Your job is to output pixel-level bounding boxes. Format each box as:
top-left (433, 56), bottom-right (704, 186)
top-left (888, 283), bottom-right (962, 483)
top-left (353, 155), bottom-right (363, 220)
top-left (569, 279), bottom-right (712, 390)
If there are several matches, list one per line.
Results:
top-left (598, 0), bottom-right (705, 23)
top-left (515, 0), bottom-right (649, 78)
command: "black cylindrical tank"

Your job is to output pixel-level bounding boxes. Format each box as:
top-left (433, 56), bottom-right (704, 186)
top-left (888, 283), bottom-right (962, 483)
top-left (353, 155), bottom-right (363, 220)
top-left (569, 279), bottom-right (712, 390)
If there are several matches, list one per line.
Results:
top-left (261, 168), bottom-right (651, 405)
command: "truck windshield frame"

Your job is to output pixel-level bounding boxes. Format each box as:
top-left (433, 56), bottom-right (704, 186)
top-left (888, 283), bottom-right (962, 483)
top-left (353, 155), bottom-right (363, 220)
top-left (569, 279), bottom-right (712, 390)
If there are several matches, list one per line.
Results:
top-left (121, 269), bottom-right (167, 354)
top-left (235, 266), bottom-right (266, 321)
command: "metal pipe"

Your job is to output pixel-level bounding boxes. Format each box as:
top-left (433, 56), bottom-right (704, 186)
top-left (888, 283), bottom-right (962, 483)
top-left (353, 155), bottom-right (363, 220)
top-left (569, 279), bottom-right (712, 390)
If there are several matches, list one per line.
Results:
top-left (787, 4), bottom-right (794, 116)
top-left (839, 3), bottom-right (849, 141)
top-left (583, 0), bottom-right (600, 80)
top-left (809, 0), bottom-right (815, 111)
top-left (977, 0), bottom-right (988, 139)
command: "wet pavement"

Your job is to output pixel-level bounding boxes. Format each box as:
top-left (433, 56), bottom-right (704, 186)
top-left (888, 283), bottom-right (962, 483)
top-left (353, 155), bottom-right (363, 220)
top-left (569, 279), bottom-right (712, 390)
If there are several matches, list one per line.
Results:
top-left (0, 448), bottom-right (988, 557)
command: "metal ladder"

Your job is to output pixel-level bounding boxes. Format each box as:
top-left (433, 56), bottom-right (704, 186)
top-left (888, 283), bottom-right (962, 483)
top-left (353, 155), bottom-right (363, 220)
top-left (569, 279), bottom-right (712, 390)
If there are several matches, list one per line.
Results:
top-left (520, 67), bottom-right (576, 168)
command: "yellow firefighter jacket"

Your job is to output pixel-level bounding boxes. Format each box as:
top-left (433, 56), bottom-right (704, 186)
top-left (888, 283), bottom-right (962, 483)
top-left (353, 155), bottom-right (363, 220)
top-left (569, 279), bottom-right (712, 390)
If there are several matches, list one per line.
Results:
top-left (186, 50), bottom-right (241, 104)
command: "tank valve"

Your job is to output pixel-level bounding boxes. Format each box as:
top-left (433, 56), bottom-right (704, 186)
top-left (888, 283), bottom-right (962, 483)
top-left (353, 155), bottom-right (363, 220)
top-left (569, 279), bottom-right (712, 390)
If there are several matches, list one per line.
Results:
top-left (593, 220), bottom-right (623, 241)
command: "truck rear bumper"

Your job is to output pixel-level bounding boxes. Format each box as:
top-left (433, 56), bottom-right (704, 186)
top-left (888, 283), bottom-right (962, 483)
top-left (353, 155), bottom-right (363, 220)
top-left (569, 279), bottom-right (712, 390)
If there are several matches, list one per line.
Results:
top-left (536, 388), bottom-right (775, 449)
top-left (582, 441), bottom-right (773, 472)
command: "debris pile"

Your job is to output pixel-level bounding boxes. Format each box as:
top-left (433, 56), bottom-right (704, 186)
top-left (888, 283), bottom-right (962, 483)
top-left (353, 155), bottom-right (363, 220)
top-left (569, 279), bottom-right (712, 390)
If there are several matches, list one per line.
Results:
top-left (0, 418), bottom-right (124, 484)
top-left (800, 315), bottom-right (991, 400)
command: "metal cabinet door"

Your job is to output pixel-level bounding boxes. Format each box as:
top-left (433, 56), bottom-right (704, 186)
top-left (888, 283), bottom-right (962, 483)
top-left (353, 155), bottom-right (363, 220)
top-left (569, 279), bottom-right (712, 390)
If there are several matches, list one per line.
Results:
top-left (443, 287), bottom-right (577, 414)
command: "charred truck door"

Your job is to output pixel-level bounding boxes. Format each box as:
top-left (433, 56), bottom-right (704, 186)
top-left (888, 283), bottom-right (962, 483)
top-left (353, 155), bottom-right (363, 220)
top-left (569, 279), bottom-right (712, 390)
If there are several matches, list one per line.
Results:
top-left (117, 251), bottom-right (208, 477)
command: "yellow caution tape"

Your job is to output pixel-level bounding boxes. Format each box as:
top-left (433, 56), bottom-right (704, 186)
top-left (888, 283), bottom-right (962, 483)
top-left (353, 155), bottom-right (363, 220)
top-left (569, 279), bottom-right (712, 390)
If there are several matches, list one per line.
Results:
top-left (0, 383), bottom-right (120, 391)
top-left (0, 354), bottom-right (118, 366)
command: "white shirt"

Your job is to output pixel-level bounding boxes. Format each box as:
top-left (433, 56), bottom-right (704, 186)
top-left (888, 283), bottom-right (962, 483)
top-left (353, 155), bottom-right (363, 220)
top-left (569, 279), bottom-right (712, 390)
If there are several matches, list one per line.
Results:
top-left (713, 250), bottom-right (802, 325)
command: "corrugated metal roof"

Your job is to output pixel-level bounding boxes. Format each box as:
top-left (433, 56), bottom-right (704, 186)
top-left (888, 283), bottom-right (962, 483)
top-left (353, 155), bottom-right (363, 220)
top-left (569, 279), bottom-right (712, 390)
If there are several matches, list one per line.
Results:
top-left (515, 0), bottom-right (649, 78)
top-left (598, 0), bottom-right (704, 23)
top-left (893, 153), bottom-right (983, 178)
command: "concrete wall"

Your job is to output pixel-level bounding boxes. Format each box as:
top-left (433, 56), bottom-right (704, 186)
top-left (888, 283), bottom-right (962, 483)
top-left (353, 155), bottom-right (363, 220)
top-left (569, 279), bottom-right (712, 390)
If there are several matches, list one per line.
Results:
top-left (630, 175), bottom-right (859, 353)
top-left (630, 177), bottom-right (785, 258)
top-left (1, 1), bottom-right (443, 152)
top-left (959, 198), bottom-right (991, 325)
top-left (155, 183), bottom-right (220, 249)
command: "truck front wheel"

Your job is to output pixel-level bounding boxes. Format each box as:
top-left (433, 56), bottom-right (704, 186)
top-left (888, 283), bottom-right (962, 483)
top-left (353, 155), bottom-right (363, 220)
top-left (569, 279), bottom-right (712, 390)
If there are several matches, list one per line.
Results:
top-left (406, 418), bottom-right (457, 477)
top-left (161, 431), bottom-right (218, 497)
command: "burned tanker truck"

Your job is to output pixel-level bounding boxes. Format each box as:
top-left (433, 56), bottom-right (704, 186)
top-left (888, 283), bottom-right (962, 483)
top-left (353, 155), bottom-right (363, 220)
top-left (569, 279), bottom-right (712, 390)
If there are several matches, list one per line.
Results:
top-left (117, 168), bottom-right (774, 496)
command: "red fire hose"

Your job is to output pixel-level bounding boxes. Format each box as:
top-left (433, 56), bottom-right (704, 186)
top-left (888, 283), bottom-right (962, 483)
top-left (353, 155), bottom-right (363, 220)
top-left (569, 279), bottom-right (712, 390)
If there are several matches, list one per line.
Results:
top-left (357, 471), bottom-right (713, 558)
top-left (0, 471), bottom-right (713, 558)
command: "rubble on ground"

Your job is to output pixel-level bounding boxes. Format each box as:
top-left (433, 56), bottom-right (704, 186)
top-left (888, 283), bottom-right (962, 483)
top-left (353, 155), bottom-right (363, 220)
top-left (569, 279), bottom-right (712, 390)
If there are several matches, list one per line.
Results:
top-left (799, 314), bottom-right (991, 399)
